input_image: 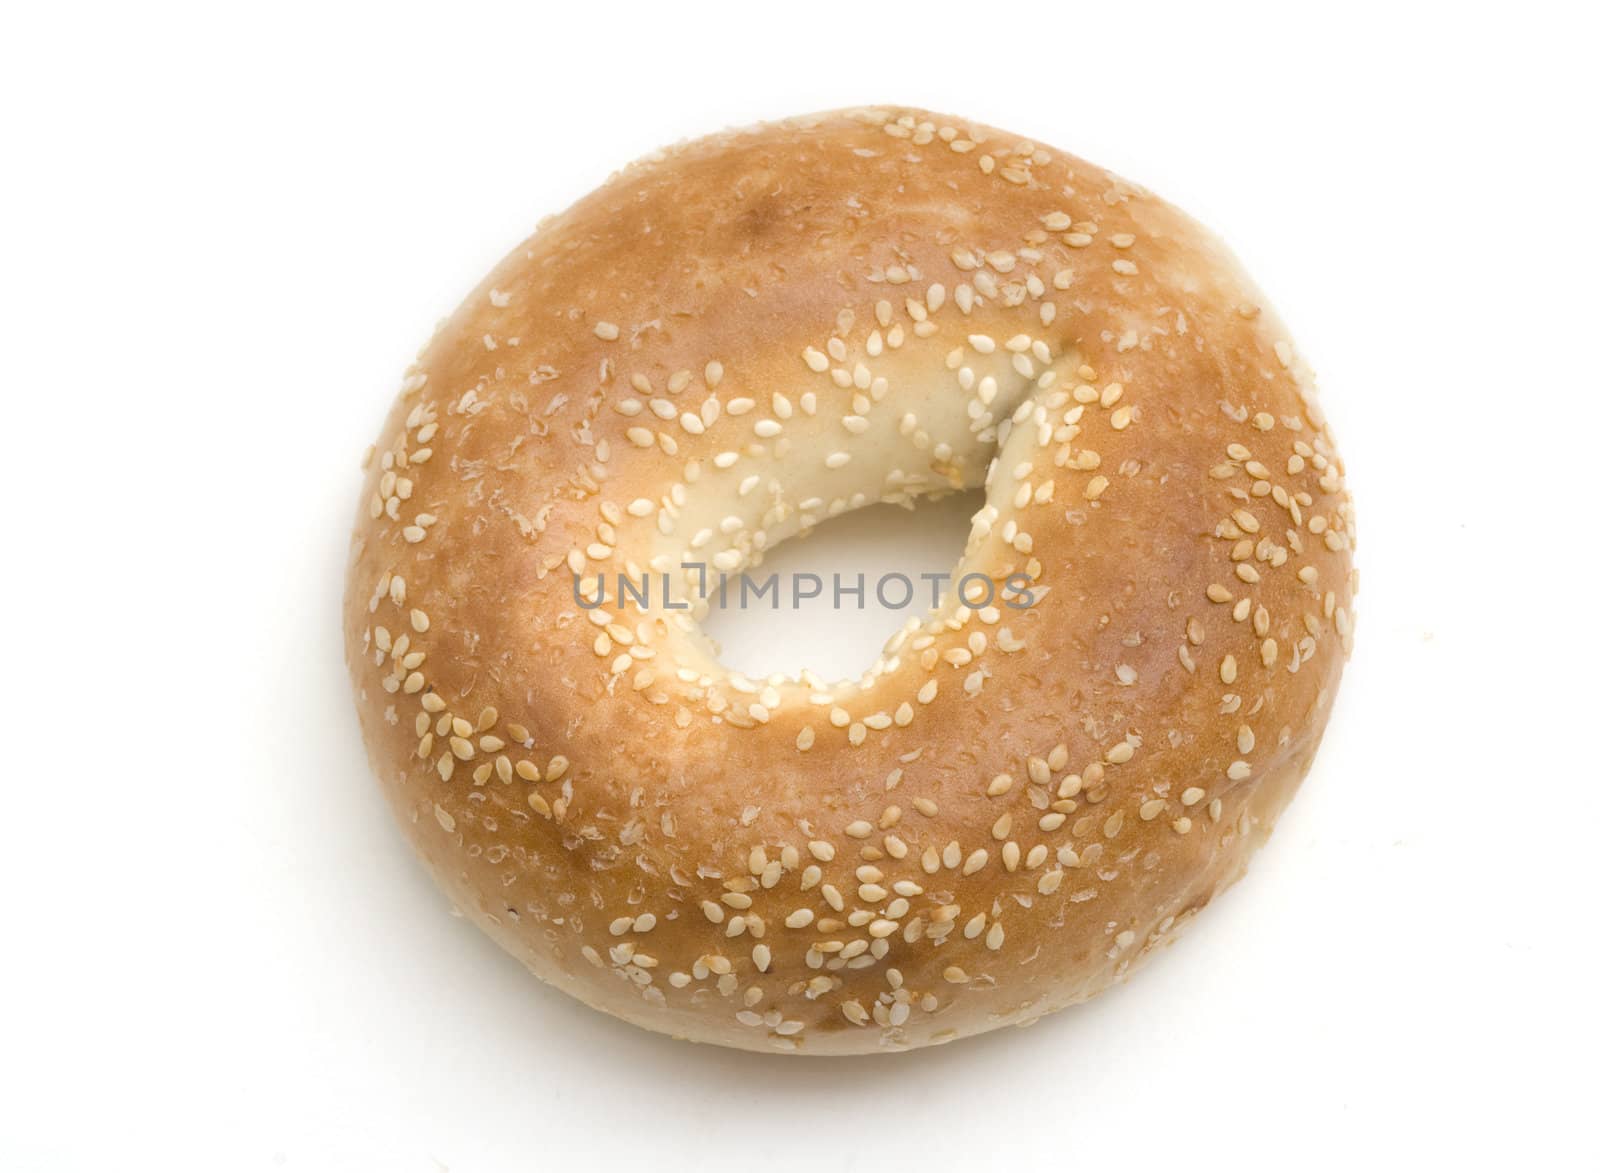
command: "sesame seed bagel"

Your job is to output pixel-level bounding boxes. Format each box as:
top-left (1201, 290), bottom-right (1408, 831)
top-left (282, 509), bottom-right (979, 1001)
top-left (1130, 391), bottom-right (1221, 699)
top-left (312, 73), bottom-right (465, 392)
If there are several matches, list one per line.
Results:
top-left (345, 106), bottom-right (1356, 1055)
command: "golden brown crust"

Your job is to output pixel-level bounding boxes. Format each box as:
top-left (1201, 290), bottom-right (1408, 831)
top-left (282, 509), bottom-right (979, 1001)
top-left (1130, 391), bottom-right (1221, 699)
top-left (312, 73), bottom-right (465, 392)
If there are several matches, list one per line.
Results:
top-left (344, 107), bottom-right (1356, 1054)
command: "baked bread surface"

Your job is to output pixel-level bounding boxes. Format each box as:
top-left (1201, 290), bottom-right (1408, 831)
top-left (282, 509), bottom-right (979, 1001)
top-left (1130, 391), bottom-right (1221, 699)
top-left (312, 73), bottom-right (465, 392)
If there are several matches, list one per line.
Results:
top-left (345, 107), bottom-right (1356, 1054)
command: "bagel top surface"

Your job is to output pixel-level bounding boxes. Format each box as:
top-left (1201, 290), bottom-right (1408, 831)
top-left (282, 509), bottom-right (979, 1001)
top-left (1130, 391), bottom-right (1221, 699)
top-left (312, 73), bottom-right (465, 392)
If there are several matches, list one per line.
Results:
top-left (344, 106), bottom-right (1356, 1055)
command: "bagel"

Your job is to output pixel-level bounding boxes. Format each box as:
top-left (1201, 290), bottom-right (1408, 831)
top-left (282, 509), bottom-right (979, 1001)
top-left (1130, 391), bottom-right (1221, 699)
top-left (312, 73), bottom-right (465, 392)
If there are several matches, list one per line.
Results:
top-left (344, 106), bottom-right (1357, 1055)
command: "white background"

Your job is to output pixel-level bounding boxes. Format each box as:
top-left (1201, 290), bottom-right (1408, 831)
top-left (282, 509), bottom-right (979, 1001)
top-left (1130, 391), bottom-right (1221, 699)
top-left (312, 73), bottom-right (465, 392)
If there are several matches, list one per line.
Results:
top-left (3, 2), bottom-right (1596, 1169)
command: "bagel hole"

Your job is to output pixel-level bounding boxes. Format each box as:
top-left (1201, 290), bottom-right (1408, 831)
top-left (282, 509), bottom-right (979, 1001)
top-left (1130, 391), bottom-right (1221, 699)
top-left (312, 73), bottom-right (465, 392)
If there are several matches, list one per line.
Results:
top-left (700, 489), bottom-right (984, 682)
